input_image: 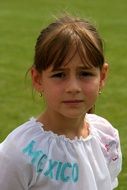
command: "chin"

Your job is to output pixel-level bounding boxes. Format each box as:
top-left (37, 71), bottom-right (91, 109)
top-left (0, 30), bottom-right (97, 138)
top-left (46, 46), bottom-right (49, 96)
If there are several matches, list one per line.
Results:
top-left (63, 112), bottom-right (86, 119)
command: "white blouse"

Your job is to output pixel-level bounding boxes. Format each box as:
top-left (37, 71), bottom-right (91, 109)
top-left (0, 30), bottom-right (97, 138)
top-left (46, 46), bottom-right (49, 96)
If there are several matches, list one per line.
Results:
top-left (0, 114), bottom-right (122, 190)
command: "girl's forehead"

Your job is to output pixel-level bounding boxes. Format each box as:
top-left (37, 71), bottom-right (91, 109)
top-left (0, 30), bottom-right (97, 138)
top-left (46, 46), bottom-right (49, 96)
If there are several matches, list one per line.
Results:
top-left (52, 51), bottom-right (95, 71)
top-left (51, 50), bottom-right (85, 70)
top-left (51, 53), bottom-right (81, 70)
top-left (50, 58), bottom-right (95, 72)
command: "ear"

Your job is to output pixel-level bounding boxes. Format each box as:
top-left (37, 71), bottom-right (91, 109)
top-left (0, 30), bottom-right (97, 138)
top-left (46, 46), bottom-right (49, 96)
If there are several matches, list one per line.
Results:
top-left (99, 63), bottom-right (109, 89)
top-left (31, 67), bottom-right (43, 92)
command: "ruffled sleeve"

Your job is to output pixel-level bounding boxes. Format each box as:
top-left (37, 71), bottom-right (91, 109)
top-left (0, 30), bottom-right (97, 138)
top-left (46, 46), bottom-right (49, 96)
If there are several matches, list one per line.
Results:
top-left (107, 129), bottom-right (122, 189)
top-left (0, 142), bottom-right (28, 189)
top-left (87, 114), bottom-right (122, 189)
top-left (0, 121), bottom-right (35, 190)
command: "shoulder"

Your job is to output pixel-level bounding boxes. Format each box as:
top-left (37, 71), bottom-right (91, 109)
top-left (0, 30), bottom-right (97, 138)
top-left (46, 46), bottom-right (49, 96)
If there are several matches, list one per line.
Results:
top-left (86, 113), bottom-right (122, 163)
top-left (0, 118), bottom-right (37, 158)
top-left (86, 114), bottom-right (120, 155)
top-left (0, 118), bottom-right (43, 167)
top-left (0, 117), bottom-right (53, 167)
top-left (86, 114), bottom-right (118, 139)
top-left (86, 114), bottom-right (122, 188)
top-left (2, 118), bottom-right (42, 148)
top-left (0, 118), bottom-right (41, 188)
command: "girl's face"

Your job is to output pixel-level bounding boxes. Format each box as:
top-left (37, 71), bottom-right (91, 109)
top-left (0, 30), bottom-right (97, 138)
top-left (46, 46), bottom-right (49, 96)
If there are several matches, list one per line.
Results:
top-left (31, 53), bottom-right (108, 119)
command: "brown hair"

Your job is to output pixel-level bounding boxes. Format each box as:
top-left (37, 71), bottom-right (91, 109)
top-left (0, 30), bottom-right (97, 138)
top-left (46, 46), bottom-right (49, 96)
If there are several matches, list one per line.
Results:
top-left (33, 15), bottom-right (105, 73)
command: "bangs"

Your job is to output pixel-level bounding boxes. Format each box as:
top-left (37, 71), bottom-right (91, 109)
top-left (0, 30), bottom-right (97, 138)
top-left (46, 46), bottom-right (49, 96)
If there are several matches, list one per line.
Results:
top-left (48, 29), bottom-right (104, 71)
top-left (44, 28), bottom-right (77, 71)
top-left (77, 36), bottom-right (104, 69)
top-left (34, 21), bottom-right (104, 72)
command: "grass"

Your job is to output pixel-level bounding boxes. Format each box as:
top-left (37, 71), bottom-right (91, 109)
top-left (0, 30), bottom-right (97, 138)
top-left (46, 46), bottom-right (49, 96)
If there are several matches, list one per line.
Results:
top-left (0, 0), bottom-right (126, 189)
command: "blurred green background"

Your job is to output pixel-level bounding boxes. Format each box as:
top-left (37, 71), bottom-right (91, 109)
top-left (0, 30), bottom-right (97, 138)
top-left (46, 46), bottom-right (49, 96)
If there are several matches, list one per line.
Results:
top-left (0, 0), bottom-right (126, 189)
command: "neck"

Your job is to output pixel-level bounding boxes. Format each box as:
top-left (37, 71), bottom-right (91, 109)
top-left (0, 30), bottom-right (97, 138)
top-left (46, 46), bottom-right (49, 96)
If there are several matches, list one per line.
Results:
top-left (37, 110), bottom-right (89, 140)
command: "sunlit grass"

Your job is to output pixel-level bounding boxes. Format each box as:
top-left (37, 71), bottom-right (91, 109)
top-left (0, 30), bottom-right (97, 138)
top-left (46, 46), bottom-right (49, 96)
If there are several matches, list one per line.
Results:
top-left (0, 0), bottom-right (126, 189)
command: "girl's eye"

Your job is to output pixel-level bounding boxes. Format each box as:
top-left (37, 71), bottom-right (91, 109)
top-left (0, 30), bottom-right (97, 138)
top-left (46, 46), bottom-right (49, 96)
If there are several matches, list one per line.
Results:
top-left (79, 71), bottom-right (94, 77)
top-left (51, 72), bottom-right (66, 78)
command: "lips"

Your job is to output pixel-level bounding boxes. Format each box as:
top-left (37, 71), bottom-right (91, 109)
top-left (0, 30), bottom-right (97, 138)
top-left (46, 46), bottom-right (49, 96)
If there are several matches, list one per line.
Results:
top-left (62, 100), bottom-right (84, 107)
top-left (63, 100), bottom-right (83, 103)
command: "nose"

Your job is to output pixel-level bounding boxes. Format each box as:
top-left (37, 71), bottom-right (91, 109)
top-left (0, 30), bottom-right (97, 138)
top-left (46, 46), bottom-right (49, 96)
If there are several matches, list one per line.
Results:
top-left (65, 76), bottom-right (81, 94)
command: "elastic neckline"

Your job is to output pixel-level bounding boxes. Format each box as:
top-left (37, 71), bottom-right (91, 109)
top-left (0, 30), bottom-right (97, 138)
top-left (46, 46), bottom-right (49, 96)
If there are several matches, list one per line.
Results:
top-left (30, 117), bottom-right (93, 143)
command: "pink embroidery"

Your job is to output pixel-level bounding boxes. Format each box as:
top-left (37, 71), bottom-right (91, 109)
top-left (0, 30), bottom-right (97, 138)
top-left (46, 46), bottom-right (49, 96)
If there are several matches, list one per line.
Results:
top-left (104, 140), bottom-right (118, 162)
top-left (112, 155), bottom-right (118, 161)
top-left (105, 144), bottom-right (110, 152)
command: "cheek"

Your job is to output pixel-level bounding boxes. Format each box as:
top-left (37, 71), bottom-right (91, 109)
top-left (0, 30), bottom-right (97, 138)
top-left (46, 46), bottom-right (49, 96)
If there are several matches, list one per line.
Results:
top-left (83, 81), bottom-right (100, 109)
top-left (83, 80), bottom-right (100, 96)
top-left (43, 85), bottom-right (62, 103)
top-left (82, 82), bottom-right (100, 110)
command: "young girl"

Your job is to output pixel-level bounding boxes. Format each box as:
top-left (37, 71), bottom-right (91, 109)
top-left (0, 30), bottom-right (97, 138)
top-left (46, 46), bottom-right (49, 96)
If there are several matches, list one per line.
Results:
top-left (0, 15), bottom-right (122, 190)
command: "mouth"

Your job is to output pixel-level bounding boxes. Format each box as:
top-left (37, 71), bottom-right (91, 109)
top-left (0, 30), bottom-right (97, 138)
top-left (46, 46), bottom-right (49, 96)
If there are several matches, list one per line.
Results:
top-left (63, 100), bottom-right (83, 103)
top-left (62, 100), bottom-right (84, 106)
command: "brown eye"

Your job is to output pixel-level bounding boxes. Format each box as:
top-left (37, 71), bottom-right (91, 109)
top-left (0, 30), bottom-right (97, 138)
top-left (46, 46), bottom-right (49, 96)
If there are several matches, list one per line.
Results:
top-left (51, 72), bottom-right (66, 78)
top-left (79, 71), bottom-right (94, 77)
